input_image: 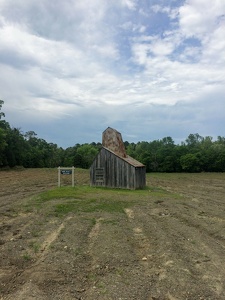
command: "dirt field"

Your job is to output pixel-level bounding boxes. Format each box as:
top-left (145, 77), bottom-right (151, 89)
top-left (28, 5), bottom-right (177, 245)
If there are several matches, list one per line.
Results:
top-left (0, 168), bottom-right (225, 300)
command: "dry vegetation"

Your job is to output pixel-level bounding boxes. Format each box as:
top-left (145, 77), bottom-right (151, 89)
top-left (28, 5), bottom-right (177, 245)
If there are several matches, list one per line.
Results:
top-left (0, 168), bottom-right (225, 299)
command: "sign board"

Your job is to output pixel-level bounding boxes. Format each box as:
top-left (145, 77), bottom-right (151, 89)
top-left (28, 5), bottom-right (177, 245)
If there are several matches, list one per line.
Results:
top-left (61, 170), bottom-right (72, 175)
top-left (58, 166), bottom-right (75, 187)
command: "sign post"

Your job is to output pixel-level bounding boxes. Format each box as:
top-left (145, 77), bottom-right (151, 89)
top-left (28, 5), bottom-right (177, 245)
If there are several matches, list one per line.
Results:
top-left (58, 166), bottom-right (75, 187)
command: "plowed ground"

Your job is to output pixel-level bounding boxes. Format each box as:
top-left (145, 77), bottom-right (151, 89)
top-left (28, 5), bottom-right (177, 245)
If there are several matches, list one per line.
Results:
top-left (0, 169), bottom-right (225, 300)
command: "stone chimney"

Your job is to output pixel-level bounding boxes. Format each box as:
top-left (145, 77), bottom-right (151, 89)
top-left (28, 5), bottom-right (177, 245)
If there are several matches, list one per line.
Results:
top-left (102, 127), bottom-right (127, 158)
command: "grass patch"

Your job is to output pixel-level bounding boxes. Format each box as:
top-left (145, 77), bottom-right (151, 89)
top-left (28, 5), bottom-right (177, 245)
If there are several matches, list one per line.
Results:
top-left (35, 185), bottom-right (170, 203)
top-left (26, 184), bottom-right (180, 217)
top-left (29, 241), bottom-right (41, 253)
top-left (34, 186), bottom-right (89, 203)
top-left (22, 253), bottom-right (32, 261)
top-left (54, 198), bottom-right (133, 216)
top-left (101, 219), bottom-right (118, 225)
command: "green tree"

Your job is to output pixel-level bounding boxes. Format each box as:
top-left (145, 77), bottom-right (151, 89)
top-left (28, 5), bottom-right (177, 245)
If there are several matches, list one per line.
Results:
top-left (76, 144), bottom-right (98, 168)
top-left (185, 133), bottom-right (203, 151)
top-left (4, 128), bottom-right (27, 167)
top-left (61, 146), bottom-right (77, 167)
top-left (23, 132), bottom-right (63, 168)
top-left (148, 140), bottom-right (162, 172)
top-left (0, 100), bottom-right (5, 120)
top-left (0, 101), bottom-right (8, 165)
top-left (180, 153), bottom-right (201, 172)
top-left (157, 137), bottom-right (176, 172)
top-left (126, 142), bottom-right (136, 158)
top-left (0, 128), bottom-right (7, 166)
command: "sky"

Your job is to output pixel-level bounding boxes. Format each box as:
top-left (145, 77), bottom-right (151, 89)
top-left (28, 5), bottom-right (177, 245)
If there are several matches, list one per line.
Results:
top-left (0, 0), bottom-right (224, 148)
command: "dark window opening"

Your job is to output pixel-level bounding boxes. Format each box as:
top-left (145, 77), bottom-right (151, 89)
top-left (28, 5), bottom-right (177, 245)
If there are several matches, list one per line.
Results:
top-left (95, 168), bottom-right (104, 182)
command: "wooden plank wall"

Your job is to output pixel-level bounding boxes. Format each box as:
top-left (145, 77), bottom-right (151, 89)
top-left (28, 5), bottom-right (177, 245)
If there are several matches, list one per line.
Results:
top-left (90, 148), bottom-right (146, 189)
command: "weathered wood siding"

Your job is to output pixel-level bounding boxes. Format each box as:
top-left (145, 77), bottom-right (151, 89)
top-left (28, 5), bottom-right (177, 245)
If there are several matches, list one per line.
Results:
top-left (90, 148), bottom-right (146, 189)
top-left (135, 166), bottom-right (146, 189)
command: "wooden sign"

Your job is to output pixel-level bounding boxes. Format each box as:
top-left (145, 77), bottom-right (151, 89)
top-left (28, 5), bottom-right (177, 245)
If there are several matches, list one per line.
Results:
top-left (61, 170), bottom-right (72, 175)
top-left (58, 166), bottom-right (75, 187)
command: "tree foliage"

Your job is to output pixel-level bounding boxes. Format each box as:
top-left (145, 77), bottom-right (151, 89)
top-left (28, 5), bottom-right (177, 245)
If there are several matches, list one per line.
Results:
top-left (0, 100), bottom-right (5, 120)
top-left (0, 101), bottom-right (224, 172)
top-left (125, 134), bottom-right (225, 172)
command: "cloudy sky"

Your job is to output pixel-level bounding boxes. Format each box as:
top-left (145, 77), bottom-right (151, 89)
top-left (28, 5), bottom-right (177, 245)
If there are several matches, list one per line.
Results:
top-left (0, 0), bottom-right (224, 148)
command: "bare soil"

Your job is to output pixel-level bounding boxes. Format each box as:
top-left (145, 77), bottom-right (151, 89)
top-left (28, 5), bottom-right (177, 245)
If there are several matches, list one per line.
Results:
top-left (0, 169), bottom-right (225, 300)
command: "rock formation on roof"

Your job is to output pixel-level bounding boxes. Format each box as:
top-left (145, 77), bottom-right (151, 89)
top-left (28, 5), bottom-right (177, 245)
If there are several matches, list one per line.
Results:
top-left (102, 127), bottom-right (127, 158)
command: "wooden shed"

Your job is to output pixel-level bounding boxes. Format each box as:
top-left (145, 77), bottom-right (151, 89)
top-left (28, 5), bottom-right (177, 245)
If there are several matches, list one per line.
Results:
top-left (90, 127), bottom-right (146, 189)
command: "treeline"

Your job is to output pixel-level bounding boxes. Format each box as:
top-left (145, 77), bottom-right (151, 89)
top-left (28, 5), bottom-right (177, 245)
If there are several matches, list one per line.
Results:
top-left (0, 122), bottom-right (101, 169)
top-left (125, 135), bottom-right (225, 172)
top-left (0, 101), bottom-right (225, 172)
top-left (1, 126), bottom-right (225, 173)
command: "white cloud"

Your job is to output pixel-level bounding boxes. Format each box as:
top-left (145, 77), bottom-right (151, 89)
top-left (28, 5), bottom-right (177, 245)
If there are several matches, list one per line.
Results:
top-left (151, 4), bottom-right (179, 20)
top-left (91, 43), bottom-right (119, 59)
top-left (138, 25), bottom-right (146, 33)
top-left (120, 21), bottom-right (133, 30)
top-left (0, 0), bottom-right (224, 146)
top-left (149, 39), bottom-right (175, 56)
top-left (121, 0), bottom-right (136, 11)
top-left (201, 23), bottom-right (225, 65)
top-left (179, 0), bottom-right (225, 38)
top-left (131, 43), bottom-right (150, 65)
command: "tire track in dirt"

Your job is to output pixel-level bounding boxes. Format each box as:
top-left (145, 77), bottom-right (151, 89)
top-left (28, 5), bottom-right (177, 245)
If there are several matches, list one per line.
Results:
top-left (38, 221), bottom-right (66, 256)
top-left (124, 208), bottom-right (178, 300)
top-left (170, 211), bottom-right (225, 296)
top-left (83, 217), bottom-right (105, 299)
top-left (143, 206), bottom-right (224, 299)
top-left (0, 212), bottom-right (36, 288)
top-left (125, 208), bottom-right (151, 262)
top-left (124, 206), bottom-right (225, 300)
top-left (1, 216), bottom-right (72, 300)
top-left (88, 218), bottom-right (103, 247)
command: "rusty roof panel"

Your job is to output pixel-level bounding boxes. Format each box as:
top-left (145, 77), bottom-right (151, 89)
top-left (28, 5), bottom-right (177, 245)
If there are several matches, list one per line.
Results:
top-left (102, 147), bottom-right (145, 167)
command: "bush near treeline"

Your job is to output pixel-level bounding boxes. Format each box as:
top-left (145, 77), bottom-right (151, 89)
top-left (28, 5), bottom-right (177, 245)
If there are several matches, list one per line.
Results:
top-left (0, 101), bottom-right (225, 172)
